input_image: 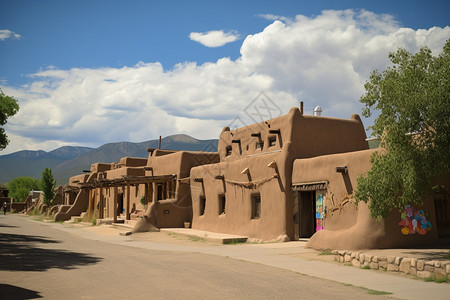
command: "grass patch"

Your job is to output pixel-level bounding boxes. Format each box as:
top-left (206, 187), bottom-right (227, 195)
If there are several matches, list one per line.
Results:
top-left (225, 239), bottom-right (247, 245)
top-left (188, 236), bottom-right (206, 242)
top-left (360, 265), bottom-right (371, 270)
top-left (424, 276), bottom-right (450, 283)
top-left (318, 249), bottom-right (333, 256)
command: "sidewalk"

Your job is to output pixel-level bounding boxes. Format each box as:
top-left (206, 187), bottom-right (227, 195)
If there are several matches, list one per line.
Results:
top-left (52, 221), bottom-right (450, 300)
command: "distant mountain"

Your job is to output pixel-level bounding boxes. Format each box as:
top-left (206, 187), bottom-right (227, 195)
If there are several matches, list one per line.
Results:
top-left (0, 134), bottom-right (218, 184)
top-left (0, 146), bottom-right (94, 184)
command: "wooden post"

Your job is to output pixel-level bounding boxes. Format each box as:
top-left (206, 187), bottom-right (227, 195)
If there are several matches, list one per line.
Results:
top-left (113, 187), bottom-right (118, 223)
top-left (126, 184), bottom-right (130, 220)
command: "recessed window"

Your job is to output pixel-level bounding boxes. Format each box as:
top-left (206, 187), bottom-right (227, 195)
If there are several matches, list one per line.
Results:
top-left (256, 141), bottom-right (264, 150)
top-left (199, 195), bottom-right (206, 216)
top-left (225, 146), bottom-right (232, 156)
top-left (268, 136), bottom-right (276, 147)
top-left (251, 193), bottom-right (261, 219)
top-left (219, 194), bottom-right (226, 215)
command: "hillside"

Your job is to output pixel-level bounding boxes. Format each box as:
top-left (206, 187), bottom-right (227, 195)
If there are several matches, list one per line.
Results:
top-left (0, 134), bottom-right (218, 184)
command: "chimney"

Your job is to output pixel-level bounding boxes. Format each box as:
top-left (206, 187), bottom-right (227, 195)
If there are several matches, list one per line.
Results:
top-left (300, 101), bottom-right (304, 114)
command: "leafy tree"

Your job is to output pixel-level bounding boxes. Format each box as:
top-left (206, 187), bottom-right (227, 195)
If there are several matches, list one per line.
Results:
top-left (41, 168), bottom-right (56, 206)
top-left (0, 89), bottom-right (19, 150)
top-left (355, 39), bottom-right (450, 219)
top-left (8, 177), bottom-right (41, 202)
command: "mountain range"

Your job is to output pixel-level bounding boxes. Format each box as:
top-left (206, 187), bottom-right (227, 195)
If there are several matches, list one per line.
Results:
top-left (0, 134), bottom-right (218, 184)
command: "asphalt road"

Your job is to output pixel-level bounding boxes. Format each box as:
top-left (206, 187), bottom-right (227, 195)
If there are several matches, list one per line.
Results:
top-left (0, 214), bottom-right (393, 300)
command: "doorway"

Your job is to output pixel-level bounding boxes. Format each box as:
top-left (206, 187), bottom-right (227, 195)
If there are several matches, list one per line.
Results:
top-left (298, 191), bottom-right (316, 238)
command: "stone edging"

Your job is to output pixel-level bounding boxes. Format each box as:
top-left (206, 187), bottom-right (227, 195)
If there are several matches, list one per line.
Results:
top-left (332, 250), bottom-right (450, 280)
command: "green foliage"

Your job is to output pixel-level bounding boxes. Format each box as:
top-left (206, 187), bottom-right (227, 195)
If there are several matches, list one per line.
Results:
top-left (8, 176), bottom-right (41, 202)
top-left (0, 89), bottom-right (20, 150)
top-left (355, 39), bottom-right (450, 218)
top-left (41, 168), bottom-right (56, 206)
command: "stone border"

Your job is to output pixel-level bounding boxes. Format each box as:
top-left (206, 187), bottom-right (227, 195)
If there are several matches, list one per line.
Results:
top-left (332, 250), bottom-right (450, 281)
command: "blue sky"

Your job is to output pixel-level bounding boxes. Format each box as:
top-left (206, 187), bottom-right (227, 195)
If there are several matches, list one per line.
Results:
top-left (0, 0), bottom-right (449, 154)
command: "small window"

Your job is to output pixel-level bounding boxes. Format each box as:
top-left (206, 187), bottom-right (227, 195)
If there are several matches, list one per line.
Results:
top-left (219, 194), bottom-right (226, 215)
top-left (268, 136), bottom-right (276, 147)
top-left (256, 141), bottom-right (264, 150)
top-left (199, 195), bottom-right (206, 216)
top-left (225, 146), bottom-right (232, 156)
top-left (251, 193), bottom-right (261, 219)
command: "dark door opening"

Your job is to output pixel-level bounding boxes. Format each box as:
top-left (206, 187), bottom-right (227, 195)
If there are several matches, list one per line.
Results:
top-left (117, 192), bottom-right (124, 217)
top-left (299, 191), bottom-right (316, 238)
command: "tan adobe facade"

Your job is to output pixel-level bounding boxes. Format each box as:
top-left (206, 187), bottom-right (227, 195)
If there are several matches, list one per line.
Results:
top-left (189, 107), bottom-right (369, 242)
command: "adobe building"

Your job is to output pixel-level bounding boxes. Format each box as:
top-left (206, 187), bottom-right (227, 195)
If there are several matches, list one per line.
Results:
top-left (54, 163), bottom-right (112, 221)
top-left (190, 106), bottom-right (369, 242)
top-left (90, 150), bottom-right (219, 231)
top-left (189, 105), bottom-right (450, 249)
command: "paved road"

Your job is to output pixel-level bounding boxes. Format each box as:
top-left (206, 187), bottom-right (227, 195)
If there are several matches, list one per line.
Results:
top-left (0, 215), bottom-right (393, 299)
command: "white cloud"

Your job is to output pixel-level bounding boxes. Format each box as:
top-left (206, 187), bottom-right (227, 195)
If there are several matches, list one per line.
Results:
top-left (257, 14), bottom-right (292, 24)
top-left (1, 9), bottom-right (449, 155)
top-left (189, 30), bottom-right (240, 47)
top-left (0, 29), bottom-right (21, 41)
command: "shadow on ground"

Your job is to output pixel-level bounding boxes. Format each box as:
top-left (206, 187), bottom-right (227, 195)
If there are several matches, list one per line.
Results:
top-left (0, 284), bottom-right (42, 299)
top-left (0, 233), bottom-right (102, 272)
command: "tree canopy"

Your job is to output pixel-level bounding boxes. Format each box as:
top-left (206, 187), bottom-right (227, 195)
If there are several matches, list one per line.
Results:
top-left (8, 177), bottom-right (41, 202)
top-left (355, 39), bottom-right (450, 219)
top-left (41, 168), bottom-right (56, 206)
top-left (0, 89), bottom-right (19, 150)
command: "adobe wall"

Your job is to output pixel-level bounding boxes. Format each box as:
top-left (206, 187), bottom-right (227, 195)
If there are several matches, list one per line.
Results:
top-left (90, 163), bottom-right (112, 173)
top-left (147, 151), bottom-right (220, 228)
top-left (190, 150), bottom-right (288, 241)
top-left (69, 174), bottom-right (89, 186)
top-left (292, 149), bottom-right (441, 249)
top-left (118, 157), bottom-right (148, 167)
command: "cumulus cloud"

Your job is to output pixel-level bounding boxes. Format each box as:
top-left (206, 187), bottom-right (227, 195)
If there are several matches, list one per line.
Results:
top-left (189, 30), bottom-right (240, 47)
top-left (0, 29), bottom-right (21, 41)
top-left (1, 9), bottom-right (449, 154)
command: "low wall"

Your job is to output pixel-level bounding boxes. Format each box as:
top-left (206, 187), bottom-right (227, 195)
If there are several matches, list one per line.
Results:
top-left (332, 250), bottom-right (450, 281)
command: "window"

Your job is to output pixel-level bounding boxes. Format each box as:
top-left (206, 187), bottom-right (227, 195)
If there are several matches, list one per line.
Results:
top-left (225, 146), bottom-right (232, 156)
top-left (219, 194), bottom-right (226, 215)
top-left (251, 193), bottom-right (261, 219)
top-left (268, 136), bottom-right (276, 147)
top-left (199, 195), bottom-right (206, 216)
top-left (256, 141), bottom-right (264, 150)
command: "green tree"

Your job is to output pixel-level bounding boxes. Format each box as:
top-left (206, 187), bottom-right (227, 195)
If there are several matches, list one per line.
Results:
top-left (8, 177), bottom-right (41, 202)
top-left (41, 168), bottom-right (56, 206)
top-left (0, 89), bottom-right (20, 150)
top-left (355, 39), bottom-right (450, 219)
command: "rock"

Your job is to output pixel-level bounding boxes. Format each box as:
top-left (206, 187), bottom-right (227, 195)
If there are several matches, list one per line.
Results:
top-left (387, 256), bottom-right (396, 264)
top-left (350, 252), bottom-right (356, 259)
top-left (399, 258), bottom-right (411, 274)
top-left (424, 265), bottom-right (435, 272)
top-left (410, 258), bottom-right (416, 268)
top-left (339, 256), bottom-right (344, 263)
top-left (434, 261), bottom-right (441, 268)
top-left (379, 260), bottom-right (388, 270)
top-left (359, 254), bottom-right (365, 263)
top-left (369, 262), bottom-right (379, 270)
top-left (372, 256), bottom-right (379, 263)
top-left (435, 268), bottom-right (447, 279)
top-left (394, 257), bottom-right (402, 265)
top-left (354, 252), bottom-right (360, 260)
top-left (365, 255), bottom-right (372, 263)
top-left (387, 264), bottom-right (399, 272)
top-left (446, 264), bottom-right (450, 274)
top-left (344, 254), bottom-right (352, 262)
top-left (417, 260), bottom-right (425, 271)
top-left (352, 259), bottom-right (361, 267)
top-left (338, 250), bottom-right (346, 256)
top-left (416, 270), bottom-right (431, 279)
top-left (425, 260), bottom-right (434, 266)
top-left (331, 250), bottom-right (338, 255)
top-left (409, 267), bottom-right (417, 276)
top-left (378, 256), bottom-right (387, 262)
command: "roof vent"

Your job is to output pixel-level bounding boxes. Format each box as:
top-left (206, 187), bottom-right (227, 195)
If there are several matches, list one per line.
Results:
top-left (313, 105), bottom-right (322, 116)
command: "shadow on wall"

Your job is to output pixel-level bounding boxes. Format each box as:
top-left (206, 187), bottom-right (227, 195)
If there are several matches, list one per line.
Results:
top-left (0, 233), bottom-right (102, 272)
top-left (0, 284), bottom-right (42, 299)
